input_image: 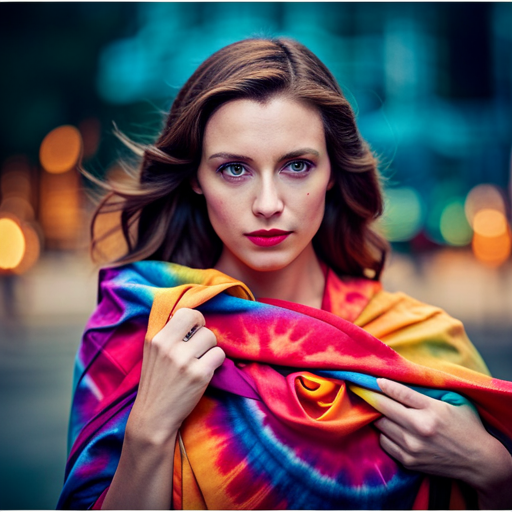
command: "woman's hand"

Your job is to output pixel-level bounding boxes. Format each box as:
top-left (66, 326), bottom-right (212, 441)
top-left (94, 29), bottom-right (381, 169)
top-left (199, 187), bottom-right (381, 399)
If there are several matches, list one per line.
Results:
top-left (127, 307), bottom-right (226, 446)
top-left (373, 378), bottom-right (512, 509)
top-left (102, 308), bottom-right (225, 509)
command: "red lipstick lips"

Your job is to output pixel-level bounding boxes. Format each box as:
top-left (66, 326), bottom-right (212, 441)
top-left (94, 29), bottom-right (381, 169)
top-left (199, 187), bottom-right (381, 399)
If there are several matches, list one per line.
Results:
top-left (245, 229), bottom-right (292, 247)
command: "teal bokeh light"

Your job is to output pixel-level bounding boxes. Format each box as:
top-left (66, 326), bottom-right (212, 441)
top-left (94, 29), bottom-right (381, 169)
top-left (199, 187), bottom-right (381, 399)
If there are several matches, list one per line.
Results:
top-left (380, 187), bottom-right (425, 242)
top-left (439, 200), bottom-right (473, 246)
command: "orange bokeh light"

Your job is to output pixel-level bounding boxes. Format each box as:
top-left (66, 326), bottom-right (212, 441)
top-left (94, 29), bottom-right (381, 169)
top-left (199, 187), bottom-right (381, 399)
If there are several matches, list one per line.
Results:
top-left (472, 229), bottom-right (511, 267)
top-left (40, 125), bottom-right (83, 174)
top-left (472, 208), bottom-right (508, 238)
top-left (12, 222), bottom-right (41, 275)
top-left (465, 184), bottom-right (506, 227)
top-left (0, 217), bottom-right (26, 269)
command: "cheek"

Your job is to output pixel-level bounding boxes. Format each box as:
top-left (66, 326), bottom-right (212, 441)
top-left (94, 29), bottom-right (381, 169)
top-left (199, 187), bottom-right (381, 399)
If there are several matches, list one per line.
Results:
top-left (299, 188), bottom-right (327, 221)
top-left (204, 193), bottom-right (242, 232)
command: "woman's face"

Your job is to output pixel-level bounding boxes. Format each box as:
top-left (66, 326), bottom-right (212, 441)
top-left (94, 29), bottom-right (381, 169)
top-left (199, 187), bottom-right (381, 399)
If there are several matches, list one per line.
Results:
top-left (195, 95), bottom-right (332, 274)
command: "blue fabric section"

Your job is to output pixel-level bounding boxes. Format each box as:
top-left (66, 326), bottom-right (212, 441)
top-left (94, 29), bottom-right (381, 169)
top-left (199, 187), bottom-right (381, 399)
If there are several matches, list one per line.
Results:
top-left (315, 370), bottom-right (382, 391)
top-left (219, 392), bottom-right (421, 509)
top-left (315, 370), bottom-right (474, 408)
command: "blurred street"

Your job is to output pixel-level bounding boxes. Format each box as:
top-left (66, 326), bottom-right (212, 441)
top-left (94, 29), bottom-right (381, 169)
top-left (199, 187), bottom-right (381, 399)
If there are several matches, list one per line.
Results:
top-left (0, 249), bottom-right (511, 509)
top-left (0, 253), bottom-right (96, 510)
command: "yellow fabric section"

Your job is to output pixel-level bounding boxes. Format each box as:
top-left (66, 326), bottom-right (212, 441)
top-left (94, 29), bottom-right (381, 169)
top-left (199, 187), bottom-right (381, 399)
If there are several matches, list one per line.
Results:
top-left (146, 267), bottom-right (254, 341)
top-left (178, 433), bottom-right (206, 509)
top-left (355, 290), bottom-right (490, 376)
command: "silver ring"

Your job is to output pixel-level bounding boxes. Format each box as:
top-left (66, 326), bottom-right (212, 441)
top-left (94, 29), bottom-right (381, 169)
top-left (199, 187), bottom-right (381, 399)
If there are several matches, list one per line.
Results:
top-left (183, 325), bottom-right (199, 342)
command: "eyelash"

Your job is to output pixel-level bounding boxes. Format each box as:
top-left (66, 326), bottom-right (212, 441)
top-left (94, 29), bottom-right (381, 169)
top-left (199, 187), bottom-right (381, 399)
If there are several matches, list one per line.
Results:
top-left (217, 160), bottom-right (314, 180)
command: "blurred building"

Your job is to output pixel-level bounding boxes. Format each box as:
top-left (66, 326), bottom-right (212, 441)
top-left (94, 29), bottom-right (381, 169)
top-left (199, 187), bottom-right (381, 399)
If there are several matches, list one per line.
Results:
top-left (1, 3), bottom-right (511, 269)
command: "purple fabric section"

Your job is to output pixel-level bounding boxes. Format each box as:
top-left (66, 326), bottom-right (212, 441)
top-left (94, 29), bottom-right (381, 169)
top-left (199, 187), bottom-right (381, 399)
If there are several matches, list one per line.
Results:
top-left (210, 358), bottom-right (261, 401)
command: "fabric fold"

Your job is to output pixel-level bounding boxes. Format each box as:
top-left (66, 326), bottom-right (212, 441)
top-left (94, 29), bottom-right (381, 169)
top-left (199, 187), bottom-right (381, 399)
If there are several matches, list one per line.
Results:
top-left (58, 261), bottom-right (512, 510)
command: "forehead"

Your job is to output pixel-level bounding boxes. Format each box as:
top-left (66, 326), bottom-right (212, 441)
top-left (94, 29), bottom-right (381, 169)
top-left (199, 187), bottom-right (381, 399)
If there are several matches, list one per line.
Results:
top-left (202, 96), bottom-right (326, 155)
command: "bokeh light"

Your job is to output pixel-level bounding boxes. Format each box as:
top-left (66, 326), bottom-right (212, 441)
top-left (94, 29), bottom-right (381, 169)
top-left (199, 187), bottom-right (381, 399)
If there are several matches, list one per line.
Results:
top-left (465, 184), bottom-right (506, 227)
top-left (12, 221), bottom-right (41, 274)
top-left (39, 165), bottom-right (85, 250)
top-left (473, 208), bottom-right (508, 238)
top-left (379, 186), bottom-right (425, 242)
top-left (472, 228), bottom-right (511, 267)
top-left (0, 216), bottom-right (26, 269)
top-left (463, 184), bottom-right (511, 266)
top-left (439, 200), bottom-right (473, 246)
top-left (39, 125), bottom-right (83, 174)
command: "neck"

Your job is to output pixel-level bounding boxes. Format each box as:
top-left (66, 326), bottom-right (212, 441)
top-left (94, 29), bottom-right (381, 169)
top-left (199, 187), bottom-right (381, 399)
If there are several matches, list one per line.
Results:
top-left (214, 244), bottom-right (326, 309)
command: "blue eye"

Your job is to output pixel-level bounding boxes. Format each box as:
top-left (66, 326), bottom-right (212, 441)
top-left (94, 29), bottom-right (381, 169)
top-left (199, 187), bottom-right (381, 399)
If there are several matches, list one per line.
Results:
top-left (220, 163), bottom-right (247, 177)
top-left (284, 160), bottom-right (312, 174)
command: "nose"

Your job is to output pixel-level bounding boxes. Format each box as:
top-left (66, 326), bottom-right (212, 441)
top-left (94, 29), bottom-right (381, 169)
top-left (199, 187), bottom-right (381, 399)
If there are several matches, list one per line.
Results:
top-left (252, 175), bottom-right (284, 218)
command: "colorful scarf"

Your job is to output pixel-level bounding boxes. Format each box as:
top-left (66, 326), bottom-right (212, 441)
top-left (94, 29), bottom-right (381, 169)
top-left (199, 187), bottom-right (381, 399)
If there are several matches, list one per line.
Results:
top-left (57, 261), bottom-right (512, 510)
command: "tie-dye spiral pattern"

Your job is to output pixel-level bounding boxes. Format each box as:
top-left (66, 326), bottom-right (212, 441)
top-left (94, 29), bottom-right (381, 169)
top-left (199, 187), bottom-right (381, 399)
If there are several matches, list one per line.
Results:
top-left (57, 261), bottom-right (512, 509)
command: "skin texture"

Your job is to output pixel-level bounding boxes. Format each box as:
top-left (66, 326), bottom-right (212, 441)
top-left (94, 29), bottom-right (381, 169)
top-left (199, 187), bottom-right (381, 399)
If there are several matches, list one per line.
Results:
top-left (193, 95), bottom-right (333, 308)
top-left (374, 379), bottom-right (512, 509)
top-left (102, 96), bottom-right (512, 509)
top-left (102, 308), bottom-right (225, 510)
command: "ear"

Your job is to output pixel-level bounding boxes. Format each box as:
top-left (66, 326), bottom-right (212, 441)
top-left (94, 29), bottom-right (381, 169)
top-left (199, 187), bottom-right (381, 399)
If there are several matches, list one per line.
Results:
top-left (190, 177), bottom-right (203, 195)
top-left (327, 176), bottom-right (335, 191)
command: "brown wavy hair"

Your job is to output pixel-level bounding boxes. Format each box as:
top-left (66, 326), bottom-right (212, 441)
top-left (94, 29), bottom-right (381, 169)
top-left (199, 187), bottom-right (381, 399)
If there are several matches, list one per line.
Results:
top-left (91, 37), bottom-right (388, 279)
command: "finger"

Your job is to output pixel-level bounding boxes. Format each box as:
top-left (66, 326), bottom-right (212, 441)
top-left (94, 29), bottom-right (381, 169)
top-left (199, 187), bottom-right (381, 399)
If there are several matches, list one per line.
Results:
top-left (184, 327), bottom-right (218, 359)
top-left (365, 388), bottom-right (410, 420)
top-left (197, 346), bottom-right (226, 371)
top-left (366, 390), bottom-right (432, 434)
top-left (155, 308), bottom-right (205, 344)
top-left (374, 416), bottom-right (408, 448)
top-left (182, 324), bottom-right (200, 342)
top-left (377, 378), bottom-right (431, 410)
top-left (379, 433), bottom-right (412, 468)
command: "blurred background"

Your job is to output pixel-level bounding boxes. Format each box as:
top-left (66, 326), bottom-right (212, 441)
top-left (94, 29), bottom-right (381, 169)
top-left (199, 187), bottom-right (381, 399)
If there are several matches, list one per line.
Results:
top-left (1, 2), bottom-right (511, 509)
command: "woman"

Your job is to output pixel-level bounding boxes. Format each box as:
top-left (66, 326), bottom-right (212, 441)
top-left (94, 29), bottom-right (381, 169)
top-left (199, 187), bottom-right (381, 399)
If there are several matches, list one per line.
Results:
top-left (58, 38), bottom-right (512, 510)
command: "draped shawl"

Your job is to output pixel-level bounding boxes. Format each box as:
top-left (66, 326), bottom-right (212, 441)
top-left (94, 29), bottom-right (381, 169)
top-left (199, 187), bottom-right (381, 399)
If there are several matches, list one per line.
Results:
top-left (57, 261), bottom-right (512, 509)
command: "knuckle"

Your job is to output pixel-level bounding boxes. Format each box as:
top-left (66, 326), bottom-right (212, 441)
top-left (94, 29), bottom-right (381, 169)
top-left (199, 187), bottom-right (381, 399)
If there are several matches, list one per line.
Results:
top-left (179, 307), bottom-right (204, 324)
top-left (404, 437), bottom-right (422, 455)
top-left (202, 327), bottom-right (218, 345)
top-left (172, 307), bottom-right (189, 319)
top-left (192, 309), bottom-right (206, 324)
top-left (395, 388), bottom-right (407, 402)
top-left (171, 308), bottom-right (205, 332)
top-left (174, 357), bottom-right (190, 374)
top-left (209, 344), bottom-right (225, 359)
top-left (147, 332), bottom-right (164, 347)
top-left (169, 347), bottom-right (189, 366)
top-left (189, 364), bottom-right (210, 384)
top-left (215, 346), bottom-right (226, 360)
top-left (417, 418), bottom-right (437, 438)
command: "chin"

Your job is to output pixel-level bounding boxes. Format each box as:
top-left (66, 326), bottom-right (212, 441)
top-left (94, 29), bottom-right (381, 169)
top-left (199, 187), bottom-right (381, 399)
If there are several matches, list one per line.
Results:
top-left (241, 251), bottom-right (299, 273)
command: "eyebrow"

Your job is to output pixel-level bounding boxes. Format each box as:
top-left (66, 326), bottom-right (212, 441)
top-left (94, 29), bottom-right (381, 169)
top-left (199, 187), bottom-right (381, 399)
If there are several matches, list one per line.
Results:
top-left (208, 148), bottom-right (320, 162)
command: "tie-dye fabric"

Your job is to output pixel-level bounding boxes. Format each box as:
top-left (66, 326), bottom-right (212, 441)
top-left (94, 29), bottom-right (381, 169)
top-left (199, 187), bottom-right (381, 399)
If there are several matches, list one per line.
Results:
top-left (57, 261), bottom-right (512, 510)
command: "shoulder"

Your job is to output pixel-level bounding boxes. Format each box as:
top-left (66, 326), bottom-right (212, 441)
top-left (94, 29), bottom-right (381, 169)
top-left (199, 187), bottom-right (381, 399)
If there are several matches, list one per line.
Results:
top-left (96, 260), bottom-right (197, 299)
top-left (355, 289), bottom-right (490, 375)
top-left (92, 261), bottom-right (210, 320)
